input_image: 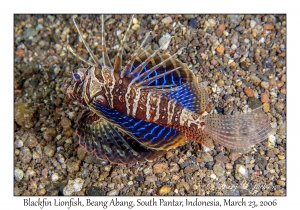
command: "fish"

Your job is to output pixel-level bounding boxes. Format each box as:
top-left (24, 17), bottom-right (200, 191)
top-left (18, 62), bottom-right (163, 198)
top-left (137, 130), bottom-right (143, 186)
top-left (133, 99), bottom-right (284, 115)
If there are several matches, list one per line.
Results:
top-left (64, 15), bottom-right (273, 164)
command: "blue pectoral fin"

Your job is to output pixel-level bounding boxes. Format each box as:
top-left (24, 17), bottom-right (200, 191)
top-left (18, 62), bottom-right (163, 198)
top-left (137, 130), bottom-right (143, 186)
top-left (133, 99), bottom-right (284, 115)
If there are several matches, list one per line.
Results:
top-left (77, 110), bottom-right (166, 164)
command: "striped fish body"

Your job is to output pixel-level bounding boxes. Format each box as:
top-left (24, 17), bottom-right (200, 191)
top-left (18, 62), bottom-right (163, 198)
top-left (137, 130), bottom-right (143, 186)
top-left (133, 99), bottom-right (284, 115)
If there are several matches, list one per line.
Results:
top-left (64, 15), bottom-right (272, 164)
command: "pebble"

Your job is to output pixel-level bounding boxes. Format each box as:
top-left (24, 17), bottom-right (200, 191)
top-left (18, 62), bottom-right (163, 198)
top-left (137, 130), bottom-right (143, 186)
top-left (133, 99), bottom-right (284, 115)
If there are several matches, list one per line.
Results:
top-left (151, 19), bottom-right (158, 25)
top-left (33, 151), bottom-right (40, 160)
top-left (25, 134), bottom-right (38, 148)
top-left (60, 117), bottom-right (72, 131)
top-left (260, 93), bottom-right (269, 103)
top-left (216, 44), bottom-right (225, 54)
top-left (153, 162), bottom-right (168, 174)
top-left (211, 59), bottom-right (218, 66)
top-left (169, 162), bottom-right (180, 172)
top-left (67, 160), bottom-right (81, 173)
top-left (248, 64), bottom-right (257, 72)
top-left (108, 182), bottom-right (118, 189)
top-left (57, 154), bottom-right (65, 164)
top-left (23, 28), bottom-right (38, 38)
top-left (25, 168), bottom-right (36, 179)
top-left (166, 151), bottom-right (174, 159)
top-left (215, 153), bottom-right (230, 163)
top-left (77, 146), bottom-right (86, 160)
top-left (184, 164), bottom-right (199, 173)
top-left (99, 172), bottom-right (109, 181)
top-left (14, 102), bottom-right (37, 128)
top-left (158, 33), bottom-right (171, 50)
top-left (250, 20), bottom-right (257, 28)
top-left (201, 152), bottom-right (213, 162)
top-left (63, 178), bottom-right (84, 196)
top-left (143, 167), bottom-right (152, 175)
top-left (264, 24), bottom-right (274, 30)
top-left (51, 173), bottom-right (59, 182)
top-left (248, 97), bottom-right (262, 109)
top-left (276, 180), bottom-right (285, 186)
top-left (189, 18), bottom-right (199, 28)
top-left (268, 135), bottom-right (276, 148)
top-left (145, 174), bottom-right (157, 182)
top-left (225, 163), bottom-right (233, 170)
top-left (278, 122), bottom-right (286, 135)
top-left (19, 147), bottom-right (32, 164)
top-left (263, 102), bottom-right (270, 112)
top-left (257, 74), bottom-right (269, 82)
top-left (249, 74), bottom-right (261, 85)
top-left (213, 164), bottom-right (225, 176)
top-left (254, 154), bottom-right (267, 169)
top-left (244, 87), bottom-right (254, 97)
top-left (218, 24), bottom-right (226, 33)
top-left (64, 128), bottom-right (74, 137)
top-left (159, 185), bottom-right (171, 195)
top-left (275, 102), bottom-right (285, 111)
top-left (228, 15), bottom-right (242, 28)
top-left (43, 127), bottom-right (57, 141)
top-left (135, 176), bottom-right (144, 182)
top-left (132, 18), bottom-right (139, 25)
top-left (161, 16), bottom-right (172, 24)
top-left (274, 190), bottom-right (281, 196)
top-left (38, 189), bottom-right (47, 196)
top-left (223, 30), bottom-right (229, 36)
top-left (15, 140), bottom-right (23, 148)
top-left (14, 168), bottom-right (24, 181)
top-left (210, 173), bottom-right (217, 179)
top-left (278, 154), bottom-right (285, 160)
top-left (44, 143), bottom-right (56, 157)
top-left (172, 175), bottom-right (180, 181)
top-left (281, 74), bottom-right (286, 82)
top-left (211, 83), bottom-right (217, 93)
top-left (235, 81), bottom-right (242, 87)
top-left (217, 79), bottom-right (224, 87)
top-left (67, 111), bottom-right (77, 120)
top-left (132, 24), bottom-right (140, 31)
top-left (183, 14), bottom-right (195, 19)
top-left (207, 18), bottom-right (216, 27)
top-left (231, 44), bottom-right (237, 50)
top-left (229, 152), bottom-right (241, 162)
top-left (260, 81), bottom-right (270, 90)
top-left (270, 122), bottom-right (277, 128)
top-left (107, 189), bottom-right (119, 196)
top-left (86, 186), bottom-right (105, 196)
top-left (277, 81), bottom-right (284, 88)
top-left (234, 164), bottom-right (249, 180)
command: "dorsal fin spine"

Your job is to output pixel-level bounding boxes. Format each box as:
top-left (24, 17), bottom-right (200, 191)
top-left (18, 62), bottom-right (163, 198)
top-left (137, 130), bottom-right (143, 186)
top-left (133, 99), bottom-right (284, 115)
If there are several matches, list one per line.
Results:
top-left (114, 15), bottom-right (134, 72)
top-left (71, 17), bottom-right (100, 67)
top-left (101, 15), bottom-right (113, 69)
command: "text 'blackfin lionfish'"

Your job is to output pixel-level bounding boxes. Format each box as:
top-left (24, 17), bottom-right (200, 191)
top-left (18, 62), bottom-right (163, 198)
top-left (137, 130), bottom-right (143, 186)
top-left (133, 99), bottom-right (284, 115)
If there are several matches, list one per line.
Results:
top-left (64, 15), bottom-right (272, 164)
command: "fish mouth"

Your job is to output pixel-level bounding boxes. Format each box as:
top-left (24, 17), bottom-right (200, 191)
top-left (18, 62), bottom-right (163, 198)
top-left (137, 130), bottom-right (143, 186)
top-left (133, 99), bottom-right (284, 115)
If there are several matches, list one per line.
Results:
top-left (62, 77), bottom-right (84, 102)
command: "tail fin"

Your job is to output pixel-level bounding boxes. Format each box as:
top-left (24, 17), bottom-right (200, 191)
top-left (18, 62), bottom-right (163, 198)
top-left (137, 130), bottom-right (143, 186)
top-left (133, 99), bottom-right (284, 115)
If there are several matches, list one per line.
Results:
top-left (203, 107), bottom-right (273, 148)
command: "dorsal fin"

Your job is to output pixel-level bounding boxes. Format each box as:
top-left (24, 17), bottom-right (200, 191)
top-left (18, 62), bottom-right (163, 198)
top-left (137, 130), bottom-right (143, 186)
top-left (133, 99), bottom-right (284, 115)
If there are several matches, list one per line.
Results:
top-left (125, 47), bottom-right (195, 88)
top-left (164, 79), bottom-right (208, 114)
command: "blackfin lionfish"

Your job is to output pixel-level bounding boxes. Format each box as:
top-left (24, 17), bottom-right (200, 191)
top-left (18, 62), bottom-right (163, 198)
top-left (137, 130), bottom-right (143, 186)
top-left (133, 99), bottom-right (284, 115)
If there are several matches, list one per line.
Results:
top-left (64, 15), bottom-right (273, 164)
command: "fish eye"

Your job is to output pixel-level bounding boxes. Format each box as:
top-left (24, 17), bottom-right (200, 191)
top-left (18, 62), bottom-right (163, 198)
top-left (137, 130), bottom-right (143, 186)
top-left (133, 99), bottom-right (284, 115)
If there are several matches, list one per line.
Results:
top-left (74, 73), bottom-right (81, 80)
